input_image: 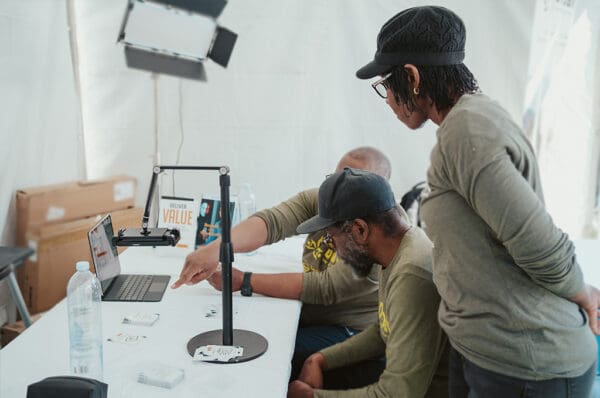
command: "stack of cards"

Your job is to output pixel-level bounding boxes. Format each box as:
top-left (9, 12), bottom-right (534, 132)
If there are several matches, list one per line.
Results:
top-left (193, 345), bottom-right (244, 362)
top-left (137, 364), bottom-right (184, 389)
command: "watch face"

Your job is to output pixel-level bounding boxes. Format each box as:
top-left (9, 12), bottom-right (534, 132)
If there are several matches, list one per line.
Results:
top-left (242, 272), bottom-right (252, 296)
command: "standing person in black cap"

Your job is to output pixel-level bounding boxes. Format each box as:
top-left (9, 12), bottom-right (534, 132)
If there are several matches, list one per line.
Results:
top-left (288, 168), bottom-right (448, 398)
top-left (356, 5), bottom-right (598, 398)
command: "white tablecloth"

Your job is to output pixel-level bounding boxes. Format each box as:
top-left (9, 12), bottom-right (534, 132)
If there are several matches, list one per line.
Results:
top-left (0, 237), bottom-right (305, 398)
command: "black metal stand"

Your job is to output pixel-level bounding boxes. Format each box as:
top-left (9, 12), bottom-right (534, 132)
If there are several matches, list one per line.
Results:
top-left (137, 165), bottom-right (268, 362)
top-left (185, 170), bottom-right (268, 362)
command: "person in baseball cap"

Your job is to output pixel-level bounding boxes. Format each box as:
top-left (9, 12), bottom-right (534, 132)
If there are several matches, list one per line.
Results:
top-left (289, 168), bottom-right (448, 397)
top-left (296, 168), bottom-right (396, 235)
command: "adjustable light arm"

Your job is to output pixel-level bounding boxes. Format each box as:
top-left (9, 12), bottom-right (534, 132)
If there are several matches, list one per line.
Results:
top-left (114, 165), bottom-right (229, 247)
top-left (140, 165), bottom-right (228, 233)
top-left (141, 166), bottom-right (160, 234)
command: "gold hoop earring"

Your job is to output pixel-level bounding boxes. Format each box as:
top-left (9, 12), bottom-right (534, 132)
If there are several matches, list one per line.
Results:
top-left (413, 87), bottom-right (419, 96)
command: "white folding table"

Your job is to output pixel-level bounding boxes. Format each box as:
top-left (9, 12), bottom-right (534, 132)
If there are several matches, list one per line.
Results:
top-left (0, 237), bottom-right (304, 398)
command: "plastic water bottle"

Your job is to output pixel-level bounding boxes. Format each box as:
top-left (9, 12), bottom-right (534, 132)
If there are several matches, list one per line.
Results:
top-left (239, 183), bottom-right (257, 255)
top-left (67, 261), bottom-right (104, 380)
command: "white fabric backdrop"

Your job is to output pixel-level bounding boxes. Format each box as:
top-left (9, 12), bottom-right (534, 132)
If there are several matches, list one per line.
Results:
top-left (71, 0), bottom-right (535, 214)
top-left (0, 0), bottom-right (83, 245)
top-left (525, 0), bottom-right (600, 238)
top-left (0, 0), bottom-right (83, 326)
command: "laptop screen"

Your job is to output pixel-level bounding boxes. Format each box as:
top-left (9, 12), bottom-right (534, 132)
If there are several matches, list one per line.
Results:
top-left (88, 214), bottom-right (121, 293)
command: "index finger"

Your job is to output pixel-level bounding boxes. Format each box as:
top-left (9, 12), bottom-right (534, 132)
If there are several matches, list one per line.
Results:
top-left (171, 257), bottom-right (204, 289)
top-left (588, 307), bottom-right (598, 335)
top-left (171, 259), bottom-right (192, 289)
top-left (171, 267), bottom-right (210, 289)
top-left (171, 276), bottom-right (187, 289)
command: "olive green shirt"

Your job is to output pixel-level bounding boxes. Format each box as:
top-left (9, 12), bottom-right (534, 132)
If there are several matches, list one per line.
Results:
top-left (254, 188), bottom-right (379, 331)
top-left (421, 93), bottom-right (596, 379)
top-left (315, 227), bottom-right (448, 398)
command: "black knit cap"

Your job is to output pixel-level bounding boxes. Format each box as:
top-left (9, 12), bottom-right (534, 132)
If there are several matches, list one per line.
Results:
top-left (356, 6), bottom-right (466, 79)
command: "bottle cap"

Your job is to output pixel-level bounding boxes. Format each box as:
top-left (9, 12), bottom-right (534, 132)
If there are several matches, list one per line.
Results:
top-left (76, 261), bottom-right (90, 272)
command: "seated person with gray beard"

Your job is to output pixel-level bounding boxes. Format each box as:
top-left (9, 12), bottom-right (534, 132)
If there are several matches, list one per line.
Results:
top-left (288, 168), bottom-right (448, 398)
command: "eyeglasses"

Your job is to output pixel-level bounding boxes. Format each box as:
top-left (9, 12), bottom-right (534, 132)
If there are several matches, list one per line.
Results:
top-left (371, 72), bottom-right (392, 99)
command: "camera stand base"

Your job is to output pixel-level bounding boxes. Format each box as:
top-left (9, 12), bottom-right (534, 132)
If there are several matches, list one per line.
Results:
top-left (186, 329), bottom-right (268, 363)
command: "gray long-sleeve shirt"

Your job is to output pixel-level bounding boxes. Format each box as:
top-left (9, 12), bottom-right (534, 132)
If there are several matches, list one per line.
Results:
top-left (421, 93), bottom-right (596, 380)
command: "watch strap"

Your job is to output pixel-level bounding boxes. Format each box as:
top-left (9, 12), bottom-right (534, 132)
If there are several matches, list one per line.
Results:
top-left (241, 272), bottom-right (253, 296)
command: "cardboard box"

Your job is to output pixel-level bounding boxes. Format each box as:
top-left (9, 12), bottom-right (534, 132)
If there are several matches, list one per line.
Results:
top-left (16, 175), bottom-right (136, 245)
top-left (18, 207), bottom-right (143, 313)
top-left (1, 313), bottom-right (43, 347)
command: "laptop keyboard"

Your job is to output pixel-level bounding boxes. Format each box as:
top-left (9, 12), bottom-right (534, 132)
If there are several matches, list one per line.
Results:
top-left (116, 275), bottom-right (153, 301)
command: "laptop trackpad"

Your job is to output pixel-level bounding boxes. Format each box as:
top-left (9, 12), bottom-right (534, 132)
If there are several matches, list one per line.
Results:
top-left (149, 282), bottom-right (165, 293)
top-left (143, 281), bottom-right (168, 302)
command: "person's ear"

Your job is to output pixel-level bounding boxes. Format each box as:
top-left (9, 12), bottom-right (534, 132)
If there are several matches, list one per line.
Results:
top-left (352, 219), bottom-right (370, 244)
top-left (404, 64), bottom-right (421, 94)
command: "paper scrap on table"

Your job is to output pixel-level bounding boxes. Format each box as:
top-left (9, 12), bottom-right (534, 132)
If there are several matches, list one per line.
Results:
top-left (123, 312), bottom-right (160, 326)
top-left (108, 333), bottom-right (147, 345)
top-left (193, 345), bottom-right (244, 362)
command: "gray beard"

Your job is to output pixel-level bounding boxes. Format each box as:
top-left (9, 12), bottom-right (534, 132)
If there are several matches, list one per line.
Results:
top-left (340, 237), bottom-right (375, 278)
top-left (345, 254), bottom-right (375, 278)
top-left (350, 262), bottom-right (375, 279)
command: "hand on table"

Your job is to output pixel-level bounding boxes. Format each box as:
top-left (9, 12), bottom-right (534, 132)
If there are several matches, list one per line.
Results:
top-left (287, 380), bottom-right (315, 398)
top-left (208, 267), bottom-right (244, 291)
top-left (171, 244), bottom-right (220, 289)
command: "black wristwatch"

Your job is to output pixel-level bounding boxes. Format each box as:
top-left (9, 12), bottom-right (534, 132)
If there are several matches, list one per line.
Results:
top-left (241, 272), bottom-right (253, 297)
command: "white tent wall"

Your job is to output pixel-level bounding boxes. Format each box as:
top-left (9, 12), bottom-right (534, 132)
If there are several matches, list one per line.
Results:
top-left (0, 1), bottom-right (83, 325)
top-left (72, 0), bottom-right (535, 216)
top-left (525, 0), bottom-right (600, 239)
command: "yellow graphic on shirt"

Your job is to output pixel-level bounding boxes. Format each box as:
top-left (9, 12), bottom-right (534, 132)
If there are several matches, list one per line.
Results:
top-left (379, 302), bottom-right (390, 338)
top-left (303, 234), bottom-right (337, 273)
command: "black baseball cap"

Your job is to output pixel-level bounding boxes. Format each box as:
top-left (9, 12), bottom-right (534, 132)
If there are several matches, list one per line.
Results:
top-left (296, 168), bottom-right (396, 234)
top-left (356, 6), bottom-right (466, 79)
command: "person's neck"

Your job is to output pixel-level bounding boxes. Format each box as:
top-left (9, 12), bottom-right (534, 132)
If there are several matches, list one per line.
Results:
top-left (372, 223), bottom-right (411, 268)
top-left (427, 93), bottom-right (465, 126)
top-left (429, 107), bottom-right (452, 126)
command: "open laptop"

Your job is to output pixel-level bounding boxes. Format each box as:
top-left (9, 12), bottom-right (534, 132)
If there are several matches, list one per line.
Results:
top-left (87, 214), bottom-right (170, 302)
